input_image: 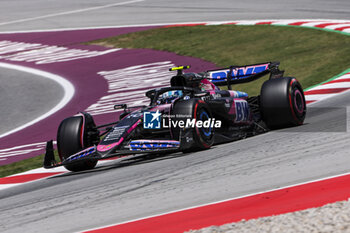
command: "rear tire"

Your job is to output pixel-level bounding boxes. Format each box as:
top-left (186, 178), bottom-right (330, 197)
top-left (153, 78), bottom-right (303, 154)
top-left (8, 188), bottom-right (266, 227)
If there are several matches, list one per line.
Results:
top-left (57, 113), bottom-right (99, 172)
top-left (260, 77), bottom-right (306, 129)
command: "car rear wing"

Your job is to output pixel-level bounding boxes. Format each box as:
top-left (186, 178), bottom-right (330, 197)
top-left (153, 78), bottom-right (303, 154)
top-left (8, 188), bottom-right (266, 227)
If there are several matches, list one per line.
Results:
top-left (206, 62), bottom-right (284, 89)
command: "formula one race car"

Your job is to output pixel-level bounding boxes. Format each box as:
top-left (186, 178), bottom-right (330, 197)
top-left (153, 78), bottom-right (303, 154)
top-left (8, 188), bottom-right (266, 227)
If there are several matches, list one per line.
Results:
top-left (44, 62), bottom-right (306, 171)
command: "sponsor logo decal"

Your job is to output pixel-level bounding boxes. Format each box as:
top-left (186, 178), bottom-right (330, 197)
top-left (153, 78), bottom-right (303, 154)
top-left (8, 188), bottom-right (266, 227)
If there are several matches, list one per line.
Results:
top-left (103, 126), bottom-right (128, 142)
top-left (143, 110), bottom-right (161, 129)
top-left (66, 146), bottom-right (96, 161)
top-left (143, 112), bottom-right (222, 129)
top-left (209, 64), bottom-right (269, 81)
top-left (235, 100), bottom-right (250, 122)
top-left (129, 140), bottom-right (180, 151)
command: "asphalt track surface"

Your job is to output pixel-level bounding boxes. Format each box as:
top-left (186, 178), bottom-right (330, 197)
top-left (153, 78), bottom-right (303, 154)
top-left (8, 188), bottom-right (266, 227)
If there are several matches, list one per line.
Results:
top-left (1, 0), bottom-right (350, 143)
top-left (0, 0), bottom-right (349, 32)
top-left (1, 97), bottom-right (350, 233)
top-left (1, 0), bottom-right (350, 232)
top-left (0, 66), bottom-right (63, 135)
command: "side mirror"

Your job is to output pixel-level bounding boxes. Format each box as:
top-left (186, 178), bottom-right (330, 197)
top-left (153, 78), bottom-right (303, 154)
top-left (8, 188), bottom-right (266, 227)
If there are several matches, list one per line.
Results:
top-left (114, 104), bottom-right (127, 110)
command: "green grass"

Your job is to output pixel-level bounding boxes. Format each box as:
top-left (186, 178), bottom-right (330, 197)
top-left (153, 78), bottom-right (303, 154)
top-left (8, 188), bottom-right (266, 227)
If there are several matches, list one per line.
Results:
top-left (0, 150), bottom-right (61, 178)
top-left (1, 154), bottom-right (44, 178)
top-left (92, 25), bottom-right (350, 96)
top-left (2, 25), bottom-right (349, 178)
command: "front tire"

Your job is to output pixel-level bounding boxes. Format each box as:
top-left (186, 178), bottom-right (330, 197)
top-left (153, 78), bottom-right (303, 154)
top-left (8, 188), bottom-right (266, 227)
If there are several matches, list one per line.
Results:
top-left (57, 113), bottom-right (99, 172)
top-left (172, 99), bottom-right (215, 151)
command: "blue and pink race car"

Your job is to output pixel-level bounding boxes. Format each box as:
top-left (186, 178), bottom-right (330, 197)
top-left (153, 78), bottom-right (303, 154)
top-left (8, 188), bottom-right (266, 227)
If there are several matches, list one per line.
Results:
top-left (44, 62), bottom-right (306, 172)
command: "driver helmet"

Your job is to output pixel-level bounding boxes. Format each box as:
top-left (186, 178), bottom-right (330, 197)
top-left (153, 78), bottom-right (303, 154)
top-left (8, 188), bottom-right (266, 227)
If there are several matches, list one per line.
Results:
top-left (157, 90), bottom-right (183, 104)
top-left (199, 78), bottom-right (218, 91)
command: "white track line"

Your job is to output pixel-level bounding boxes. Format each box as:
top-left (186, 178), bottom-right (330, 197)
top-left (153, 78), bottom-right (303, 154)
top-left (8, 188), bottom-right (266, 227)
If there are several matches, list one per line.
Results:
top-left (81, 170), bottom-right (350, 232)
top-left (305, 94), bottom-right (338, 101)
top-left (0, 19), bottom-right (348, 231)
top-left (0, 18), bottom-right (347, 34)
top-left (324, 24), bottom-right (350, 30)
top-left (310, 82), bottom-right (350, 90)
top-left (336, 74), bottom-right (350, 80)
top-left (0, 62), bottom-right (75, 139)
top-left (0, 0), bottom-right (145, 27)
top-left (1, 18), bottom-right (350, 184)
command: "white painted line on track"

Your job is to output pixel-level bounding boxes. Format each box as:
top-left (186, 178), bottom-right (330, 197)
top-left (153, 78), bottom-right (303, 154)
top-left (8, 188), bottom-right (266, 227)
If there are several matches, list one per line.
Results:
top-left (324, 24), bottom-right (350, 30)
top-left (304, 94), bottom-right (338, 101)
top-left (81, 170), bottom-right (350, 233)
top-left (0, 20), bottom-right (350, 230)
top-left (0, 62), bottom-right (75, 139)
top-left (0, 18), bottom-right (346, 142)
top-left (335, 74), bottom-right (350, 80)
top-left (205, 21), bottom-right (237, 26)
top-left (234, 20), bottom-right (266, 25)
top-left (0, 158), bottom-right (123, 191)
top-left (0, 18), bottom-right (347, 34)
top-left (0, 0), bottom-right (145, 27)
top-left (271, 20), bottom-right (309, 25)
top-left (0, 184), bottom-right (22, 190)
top-left (1, 18), bottom-right (350, 185)
top-left (0, 172), bottom-right (65, 191)
top-left (11, 166), bottom-right (68, 176)
top-left (297, 21), bottom-right (330, 27)
top-left (310, 82), bottom-right (350, 90)
top-left (0, 18), bottom-right (347, 156)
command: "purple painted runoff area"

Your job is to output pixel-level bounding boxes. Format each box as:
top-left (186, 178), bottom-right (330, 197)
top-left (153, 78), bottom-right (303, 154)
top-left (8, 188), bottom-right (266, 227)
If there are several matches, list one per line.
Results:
top-left (0, 26), bottom-right (217, 165)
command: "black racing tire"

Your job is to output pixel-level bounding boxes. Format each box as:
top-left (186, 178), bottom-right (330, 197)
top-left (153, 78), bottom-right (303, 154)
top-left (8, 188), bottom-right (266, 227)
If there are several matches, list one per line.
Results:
top-left (260, 77), bottom-right (306, 129)
top-left (57, 114), bottom-right (98, 172)
top-left (172, 99), bottom-right (215, 151)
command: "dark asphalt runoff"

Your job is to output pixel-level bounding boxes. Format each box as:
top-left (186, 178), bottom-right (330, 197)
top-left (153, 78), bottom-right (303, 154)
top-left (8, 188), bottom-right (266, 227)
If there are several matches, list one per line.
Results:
top-left (0, 0), bottom-right (350, 232)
